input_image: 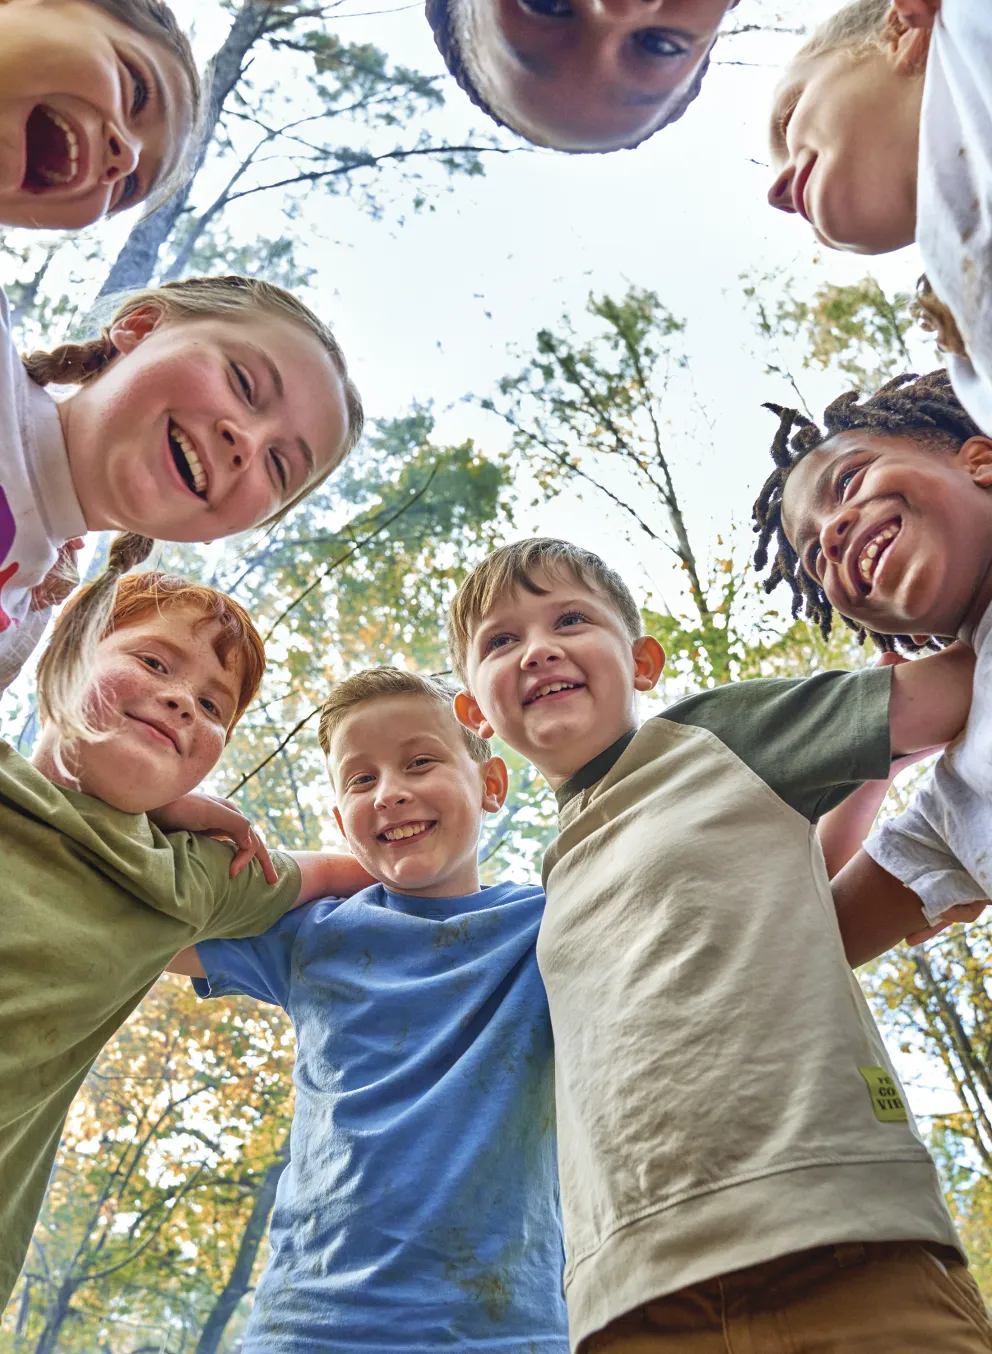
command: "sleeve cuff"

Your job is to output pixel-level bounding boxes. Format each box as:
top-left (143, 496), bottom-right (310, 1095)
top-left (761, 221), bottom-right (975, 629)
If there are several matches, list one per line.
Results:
top-left (865, 825), bottom-right (989, 924)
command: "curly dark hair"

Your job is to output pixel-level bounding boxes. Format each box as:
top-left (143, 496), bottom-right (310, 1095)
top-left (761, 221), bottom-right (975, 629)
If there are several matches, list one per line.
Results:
top-left (424, 0), bottom-right (711, 149)
top-left (752, 370), bottom-right (980, 652)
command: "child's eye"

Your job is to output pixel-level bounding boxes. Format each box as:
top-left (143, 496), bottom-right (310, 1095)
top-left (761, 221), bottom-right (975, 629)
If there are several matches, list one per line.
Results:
top-left (558, 611), bottom-right (588, 628)
top-left (837, 465), bottom-right (863, 497)
top-left (484, 633), bottom-right (513, 654)
top-left (520, 0), bottom-right (573, 14)
top-left (117, 171), bottom-right (141, 210)
top-left (199, 697), bottom-right (222, 719)
top-left (348, 773), bottom-right (374, 790)
top-left (124, 60), bottom-right (150, 116)
top-left (409, 756), bottom-right (436, 770)
top-left (269, 449), bottom-right (288, 493)
top-left (633, 29), bottom-right (688, 58)
top-left (805, 542), bottom-right (822, 577)
top-left (139, 654), bottom-right (167, 673)
top-left (774, 95), bottom-right (799, 145)
top-left (232, 363), bottom-right (253, 403)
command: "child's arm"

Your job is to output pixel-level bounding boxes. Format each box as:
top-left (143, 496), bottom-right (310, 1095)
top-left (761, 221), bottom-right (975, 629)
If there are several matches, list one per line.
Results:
top-left (165, 849), bottom-right (374, 979)
top-left (149, 791), bottom-right (278, 882)
top-left (833, 849), bottom-right (984, 968)
top-left (887, 642), bottom-right (975, 756)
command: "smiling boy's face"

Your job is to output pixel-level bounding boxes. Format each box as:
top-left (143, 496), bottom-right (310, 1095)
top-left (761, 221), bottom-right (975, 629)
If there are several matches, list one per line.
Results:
top-left (781, 430), bottom-right (992, 642)
top-left (329, 693), bottom-right (506, 898)
top-left (455, 568), bottom-right (663, 788)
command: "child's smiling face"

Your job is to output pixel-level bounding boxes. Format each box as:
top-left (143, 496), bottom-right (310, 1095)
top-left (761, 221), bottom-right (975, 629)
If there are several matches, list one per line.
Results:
top-left (766, 48), bottom-right (921, 254)
top-left (59, 308), bottom-right (350, 544)
top-left (34, 605), bottom-right (243, 813)
top-left (328, 693), bottom-right (506, 899)
top-left (0, 0), bottom-right (193, 229)
top-left (455, 568), bottom-right (663, 787)
top-left (458, 0), bottom-right (735, 151)
top-left (781, 430), bottom-right (992, 642)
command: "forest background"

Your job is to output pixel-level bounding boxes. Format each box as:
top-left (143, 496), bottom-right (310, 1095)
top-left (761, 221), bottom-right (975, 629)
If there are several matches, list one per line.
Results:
top-left (3, 0), bottom-right (992, 1349)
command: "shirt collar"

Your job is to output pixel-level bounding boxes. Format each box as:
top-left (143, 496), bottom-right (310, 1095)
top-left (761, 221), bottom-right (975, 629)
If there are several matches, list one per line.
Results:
top-left (555, 729), bottom-right (638, 812)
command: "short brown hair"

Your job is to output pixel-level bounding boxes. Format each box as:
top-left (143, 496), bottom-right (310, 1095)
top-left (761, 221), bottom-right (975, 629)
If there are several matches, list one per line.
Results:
top-left (447, 537), bottom-right (643, 686)
top-left (318, 667), bottom-right (491, 767)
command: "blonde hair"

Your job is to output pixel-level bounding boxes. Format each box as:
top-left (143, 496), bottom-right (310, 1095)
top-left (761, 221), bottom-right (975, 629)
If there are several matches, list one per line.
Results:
top-left (794, 0), bottom-right (931, 75)
top-left (318, 666), bottom-right (491, 766)
top-left (25, 274), bottom-right (363, 747)
top-left (447, 537), bottom-right (643, 686)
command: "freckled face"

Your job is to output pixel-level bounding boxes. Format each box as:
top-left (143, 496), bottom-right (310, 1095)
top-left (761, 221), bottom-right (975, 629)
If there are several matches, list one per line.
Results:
top-left (38, 606), bottom-right (243, 813)
top-left (465, 0), bottom-right (735, 150)
top-left (781, 431), bottom-right (992, 640)
top-left (0, 0), bottom-right (193, 228)
top-left (459, 569), bottom-right (652, 786)
top-left (766, 50), bottom-right (921, 254)
top-left (59, 311), bottom-right (350, 544)
top-left (330, 694), bottom-right (504, 899)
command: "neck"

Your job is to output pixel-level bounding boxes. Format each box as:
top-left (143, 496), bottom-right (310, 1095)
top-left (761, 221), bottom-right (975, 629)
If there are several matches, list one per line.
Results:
top-left (386, 861), bottom-right (481, 899)
top-left (958, 562), bottom-right (992, 647)
top-left (540, 722), bottom-right (639, 791)
top-left (56, 393), bottom-right (112, 532)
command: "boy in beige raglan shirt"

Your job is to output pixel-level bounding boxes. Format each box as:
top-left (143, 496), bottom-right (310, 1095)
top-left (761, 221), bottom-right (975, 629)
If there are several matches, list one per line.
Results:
top-left (450, 536), bottom-right (991, 1354)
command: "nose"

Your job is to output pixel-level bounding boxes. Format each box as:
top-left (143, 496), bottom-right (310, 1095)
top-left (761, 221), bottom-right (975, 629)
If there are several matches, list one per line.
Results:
top-left (820, 508), bottom-right (855, 563)
top-left (520, 632), bottom-right (565, 669)
top-left (767, 167), bottom-right (796, 213)
top-left (164, 689), bottom-right (195, 722)
top-left (101, 124), bottom-right (140, 184)
top-left (217, 419), bottom-right (262, 473)
top-left (374, 774), bottom-right (410, 811)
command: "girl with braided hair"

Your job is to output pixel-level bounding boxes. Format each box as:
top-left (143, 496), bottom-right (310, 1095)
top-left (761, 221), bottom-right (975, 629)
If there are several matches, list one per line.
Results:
top-left (0, 0), bottom-right (202, 229)
top-left (0, 273), bottom-right (364, 751)
top-left (752, 367), bottom-right (992, 968)
top-left (766, 0), bottom-right (992, 433)
top-left (425, 0), bottom-right (740, 152)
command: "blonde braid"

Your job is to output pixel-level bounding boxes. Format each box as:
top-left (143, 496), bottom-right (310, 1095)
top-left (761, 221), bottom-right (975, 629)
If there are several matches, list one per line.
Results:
top-left (36, 531), bottom-right (154, 757)
top-left (912, 275), bottom-right (969, 357)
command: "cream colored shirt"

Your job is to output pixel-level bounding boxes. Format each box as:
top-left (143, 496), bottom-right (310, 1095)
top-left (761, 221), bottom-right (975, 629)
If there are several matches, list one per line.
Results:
top-left (539, 669), bottom-right (960, 1350)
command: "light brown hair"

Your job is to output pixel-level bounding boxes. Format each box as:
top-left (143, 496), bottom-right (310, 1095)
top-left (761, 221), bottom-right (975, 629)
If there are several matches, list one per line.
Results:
top-left (37, 570), bottom-right (266, 744)
top-left (25, 273), bottom-right (362, 746)
top-left (447, 537), bottom-right (643, 686)
top-left (318, 666), bottom-right (492, 768)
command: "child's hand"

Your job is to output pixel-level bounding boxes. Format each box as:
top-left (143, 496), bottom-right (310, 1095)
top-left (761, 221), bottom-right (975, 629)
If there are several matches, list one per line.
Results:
top-left (905, 901), bottom-right (986, 948)
top-left (31, 538), bottom-right (84, 611)
top-left (148, 791), bottom-right (277, 883)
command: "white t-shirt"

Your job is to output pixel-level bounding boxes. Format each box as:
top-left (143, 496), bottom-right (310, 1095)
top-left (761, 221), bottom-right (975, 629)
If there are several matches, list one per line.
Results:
top-left (866, 607), bottom-right (992, 923)
top-left (0, 291), bottom-right (85, 692)
top-left (917, 0), bottom-right (992, 431)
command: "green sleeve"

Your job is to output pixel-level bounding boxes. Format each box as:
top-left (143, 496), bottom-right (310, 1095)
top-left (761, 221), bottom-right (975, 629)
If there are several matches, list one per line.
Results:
top-left (659, 666), bottom-right (893, 823)
top-left (170, 836), bottom-right (303, 942)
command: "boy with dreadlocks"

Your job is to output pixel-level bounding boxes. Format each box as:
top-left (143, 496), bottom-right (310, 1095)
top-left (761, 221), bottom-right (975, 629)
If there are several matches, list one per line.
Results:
top-left (754, 368), bottom-right (992, 957)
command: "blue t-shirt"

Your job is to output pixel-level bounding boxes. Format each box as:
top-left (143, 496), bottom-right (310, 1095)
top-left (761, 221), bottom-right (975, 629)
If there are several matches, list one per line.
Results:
top-left (195, 880), bottom-right (567, 1353)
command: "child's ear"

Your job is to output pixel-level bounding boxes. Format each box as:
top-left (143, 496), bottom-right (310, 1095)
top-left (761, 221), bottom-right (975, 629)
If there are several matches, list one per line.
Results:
top-left (454, 690), bottom-right (494, 741)
top-left (961, 436), bottom-right (992, 488)
top-left (632, 636), bottom-right (665, 693)
top-left (332, 805), bottom-right (346, 839)
top-left (481, 756), bottom-right (509, 814)
top-left (885, 1), bottom-right (935, 75)
top-left (108, 303), bottom-right (165, 355)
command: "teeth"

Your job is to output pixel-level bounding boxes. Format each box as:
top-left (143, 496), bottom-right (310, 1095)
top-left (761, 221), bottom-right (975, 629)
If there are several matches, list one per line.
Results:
top-left (382, 822), bottom-right (432, 842)
top-left (36, 107), bottom-right (79, 186)
top-left (858, 523), bottom-right (898, 584)
top-left (532, 681), bottom-right (577, 701)
top-left (171, 424), bottom-right (207, 495)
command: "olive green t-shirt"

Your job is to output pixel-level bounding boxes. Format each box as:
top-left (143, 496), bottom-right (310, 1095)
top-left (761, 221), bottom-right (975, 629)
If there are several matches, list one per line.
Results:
top-left (0, 741), bottom-right (302, 1310)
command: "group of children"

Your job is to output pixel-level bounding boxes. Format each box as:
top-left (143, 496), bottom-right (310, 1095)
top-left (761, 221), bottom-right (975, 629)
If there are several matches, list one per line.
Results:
top-left (1, 0), bottom-right (992, 1350)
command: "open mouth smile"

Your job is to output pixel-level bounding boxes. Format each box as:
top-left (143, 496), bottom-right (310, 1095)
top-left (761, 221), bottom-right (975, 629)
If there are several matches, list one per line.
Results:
top-left (168, 420), bottom-right (208, 499)
top-left (524, 681), bottom-right (583, 706)
top-left (23, 105), bottom-right (82, 192)
top-left (379, 820), bottom-right (436, 844)
top-left (853, 519), bottom-right (899, 595)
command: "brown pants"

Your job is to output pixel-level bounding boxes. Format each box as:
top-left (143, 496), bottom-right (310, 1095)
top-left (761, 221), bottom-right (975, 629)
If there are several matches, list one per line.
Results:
top-left (581, 1242), bottom-right (992, 1354)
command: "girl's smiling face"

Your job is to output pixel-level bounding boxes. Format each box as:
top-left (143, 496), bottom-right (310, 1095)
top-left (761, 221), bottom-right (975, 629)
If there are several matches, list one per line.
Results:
top-left (58, 308), bottom-right (351, 543)
top-left (459, 0), bottom-right (736, 151)
top-left (0, 0), bottom-right (193, 229)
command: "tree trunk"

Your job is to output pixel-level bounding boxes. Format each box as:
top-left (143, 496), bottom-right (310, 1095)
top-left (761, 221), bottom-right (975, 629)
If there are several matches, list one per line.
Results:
top-left (31, 1280), bottom-right (77, 1354)
top-left (194, 1137), bottom-right (291, 1354)
top-left (96, 2), bottom-right (275, 297)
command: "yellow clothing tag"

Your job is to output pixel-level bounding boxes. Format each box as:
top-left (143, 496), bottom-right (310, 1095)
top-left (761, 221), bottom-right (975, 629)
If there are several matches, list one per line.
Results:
top-left (859, 1067), bottom-right (909, 1122)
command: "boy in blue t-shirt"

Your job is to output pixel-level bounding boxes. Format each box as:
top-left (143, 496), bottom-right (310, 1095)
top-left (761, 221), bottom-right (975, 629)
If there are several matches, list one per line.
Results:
top-left (168, 666), bottom-right (567, 1354)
